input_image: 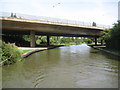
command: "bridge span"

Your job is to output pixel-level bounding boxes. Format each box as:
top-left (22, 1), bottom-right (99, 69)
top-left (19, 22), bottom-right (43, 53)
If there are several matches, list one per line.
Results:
top-left (1, 16), bottom-right (106, 47)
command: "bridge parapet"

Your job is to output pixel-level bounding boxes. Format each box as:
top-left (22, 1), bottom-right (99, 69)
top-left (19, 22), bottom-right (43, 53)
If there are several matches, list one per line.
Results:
top-left (0, 12), bottom-right (111, 29)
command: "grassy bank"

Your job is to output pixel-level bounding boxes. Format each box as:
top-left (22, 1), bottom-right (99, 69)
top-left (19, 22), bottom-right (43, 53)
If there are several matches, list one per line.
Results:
top-left (21, 50), bottom-right (32, 54)
top-left (19, 45), bottom-right (63, 58)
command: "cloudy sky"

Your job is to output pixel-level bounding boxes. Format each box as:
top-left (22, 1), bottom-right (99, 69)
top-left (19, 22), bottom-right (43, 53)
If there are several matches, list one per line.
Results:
top-left (0, 0), bottom-right (119, 26)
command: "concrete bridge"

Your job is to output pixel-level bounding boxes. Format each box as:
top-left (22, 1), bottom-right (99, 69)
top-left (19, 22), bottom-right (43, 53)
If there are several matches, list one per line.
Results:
top-left (1, 16), bottom-right (106, 47)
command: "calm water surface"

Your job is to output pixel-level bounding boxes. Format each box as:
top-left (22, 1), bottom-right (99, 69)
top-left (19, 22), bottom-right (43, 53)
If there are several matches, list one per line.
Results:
top-left (2, 44), bottom-right (119, 88)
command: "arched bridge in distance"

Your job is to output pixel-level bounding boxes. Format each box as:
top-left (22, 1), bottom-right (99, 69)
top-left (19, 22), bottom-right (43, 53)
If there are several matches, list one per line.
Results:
top-left (0, 12), bottom-right (110, 47)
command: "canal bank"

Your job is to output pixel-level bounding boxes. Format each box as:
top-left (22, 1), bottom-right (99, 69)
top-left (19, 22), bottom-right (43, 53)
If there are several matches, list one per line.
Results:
top-left (18, 45), bottom-right (63, 58)
top-left (89, 45), bottom-right (120, 59)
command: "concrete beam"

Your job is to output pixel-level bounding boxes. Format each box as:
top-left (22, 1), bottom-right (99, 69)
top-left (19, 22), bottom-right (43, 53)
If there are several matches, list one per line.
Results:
top-left (30, 31), bottom-right (35, 47)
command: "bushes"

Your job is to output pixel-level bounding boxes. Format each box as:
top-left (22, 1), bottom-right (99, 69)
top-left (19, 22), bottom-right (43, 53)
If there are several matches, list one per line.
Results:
top-left (100, 21), bottom-right (120, 51)
top-left (1, 41), bottom-right (22, 65)
top-left (2, 34), bottom-right (30, 47)
top-left (106, 21), bottom-right (120, 51)
top-left (106, 38), bottom-right (120, 51)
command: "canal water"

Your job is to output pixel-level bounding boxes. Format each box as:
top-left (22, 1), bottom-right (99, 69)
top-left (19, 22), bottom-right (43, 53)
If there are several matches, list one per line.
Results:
top-left (2, 44), bottom-right (119, 88)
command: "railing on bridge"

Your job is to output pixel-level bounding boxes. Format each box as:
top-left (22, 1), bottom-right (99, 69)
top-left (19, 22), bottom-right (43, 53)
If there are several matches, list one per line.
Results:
top-left (0, 12), bottom-right (112, 29)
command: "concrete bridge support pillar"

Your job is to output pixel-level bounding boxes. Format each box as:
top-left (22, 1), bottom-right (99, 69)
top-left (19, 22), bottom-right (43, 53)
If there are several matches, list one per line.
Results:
top-left (95, 37), bottom-right (97, 46)
top-left (101, 40), bottom-right (103, 46)
top-left (30, 31), bottom-right (35, 47)
top-left (47, 35), bottom-right (50, 46)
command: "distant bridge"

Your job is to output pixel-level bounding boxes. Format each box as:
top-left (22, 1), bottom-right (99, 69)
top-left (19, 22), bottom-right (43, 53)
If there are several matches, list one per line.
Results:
top-left (0, 12), bottom-right (109, 47)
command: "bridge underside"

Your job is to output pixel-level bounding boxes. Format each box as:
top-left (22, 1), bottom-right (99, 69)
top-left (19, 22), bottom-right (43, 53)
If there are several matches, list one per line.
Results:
top-left (2, 29), bottom-right (100, 37)
top-left (2, 29), bottom-right (100, 47)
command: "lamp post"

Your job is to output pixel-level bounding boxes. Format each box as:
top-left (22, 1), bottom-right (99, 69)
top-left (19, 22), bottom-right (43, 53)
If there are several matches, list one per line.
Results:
top-left (118, 1), bottom-right (120, 20)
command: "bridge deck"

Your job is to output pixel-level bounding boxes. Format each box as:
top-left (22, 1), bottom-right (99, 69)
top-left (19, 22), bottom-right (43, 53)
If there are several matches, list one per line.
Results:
top-left (1, 17), bottom-right (105, 30)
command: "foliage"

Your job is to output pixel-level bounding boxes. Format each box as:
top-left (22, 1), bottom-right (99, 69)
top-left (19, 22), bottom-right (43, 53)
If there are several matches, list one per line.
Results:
top-left (22, 35), bottom-right (30, 42)
top-left (109, 21), bottom-right (120, 38)
top-left (10, 13), bottom-right (14, 17)
top-left (36, 36), bottom-right (93, 46)
top-left (3, 34), bottom-right (30, 47)
top-left (92, 22), bottom-right (96, 26)
top-left (10, 13), bottom-right (17, 18)
top-left (1, 41), bottom-right (22, 65)
top-left (100, 29), bottom-right (111, 40)
top-left (3, 34), bottom-right (94, 47)
top-left (100, 21), bottom-right (120, 51)
top-left (36, 36), bottom-right (47, 45)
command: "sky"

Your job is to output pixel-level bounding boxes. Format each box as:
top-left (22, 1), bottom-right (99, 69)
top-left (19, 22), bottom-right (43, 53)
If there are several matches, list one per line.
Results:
top-left (0, 0), bottom-right (119, 26)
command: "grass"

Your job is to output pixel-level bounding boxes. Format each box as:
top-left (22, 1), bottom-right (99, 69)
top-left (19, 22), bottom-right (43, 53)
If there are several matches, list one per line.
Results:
top-left (21, 50), bottom-right (32, 54)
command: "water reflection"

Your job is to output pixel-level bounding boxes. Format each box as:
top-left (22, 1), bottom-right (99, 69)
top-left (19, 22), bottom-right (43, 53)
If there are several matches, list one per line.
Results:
top-left (2, 44), bottom-right (119, 88)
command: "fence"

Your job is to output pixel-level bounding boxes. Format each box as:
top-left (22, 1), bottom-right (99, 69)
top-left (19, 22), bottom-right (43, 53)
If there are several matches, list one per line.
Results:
top-left (0, 12), bottom-right (112, 28)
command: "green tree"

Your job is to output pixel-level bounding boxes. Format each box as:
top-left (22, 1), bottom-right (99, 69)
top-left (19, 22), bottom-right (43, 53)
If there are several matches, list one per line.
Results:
top-left (100, 21), bottom-right (120, 51)
top-left (10, 13), bottom-right (14, 17)
top-left (92, 22), bottom-right (96, 26)
top-left (100, 29), bottom-right (111, 40)
top-left (13, 13), bottom-right (17, 18)
top-left (110, 21), bottom-right (120, 38)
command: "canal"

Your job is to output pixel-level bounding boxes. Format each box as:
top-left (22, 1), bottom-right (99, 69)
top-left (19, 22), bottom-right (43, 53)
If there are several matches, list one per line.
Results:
top-left (2, 44), bottom-right (119, 88)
